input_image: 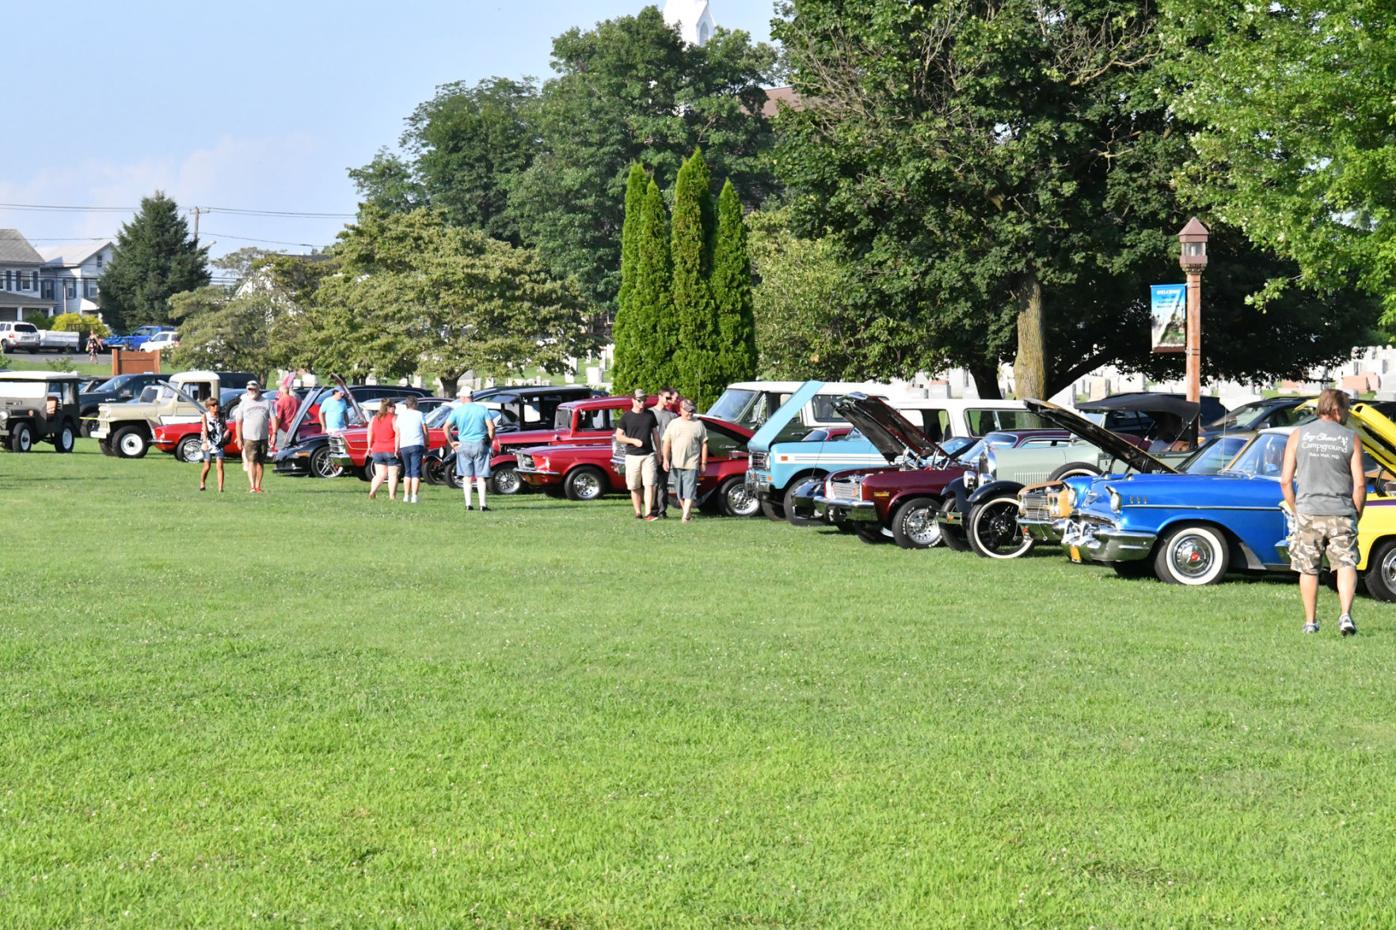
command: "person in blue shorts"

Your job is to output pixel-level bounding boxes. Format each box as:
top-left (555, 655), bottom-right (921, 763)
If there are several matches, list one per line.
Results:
top-left (445, 386), bottom-right (497, 511)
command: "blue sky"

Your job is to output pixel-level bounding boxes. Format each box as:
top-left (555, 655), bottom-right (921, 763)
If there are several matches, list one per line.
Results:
top-left (1, 1), bottom-right (776, 260)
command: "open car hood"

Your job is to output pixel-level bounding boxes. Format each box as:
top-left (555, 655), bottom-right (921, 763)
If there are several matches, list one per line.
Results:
top-left (1023, 399), bottom-right (1178, 474)
top-left (748, 380), bottom-right (824, 453)
top-left (1346, 404), bottom-right (1396, 476)
top-left (834, 392), bottom-right (942, 463)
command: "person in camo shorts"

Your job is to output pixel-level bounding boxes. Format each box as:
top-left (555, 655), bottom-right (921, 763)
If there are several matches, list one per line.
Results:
top-left (1281, 388), bottom-right (1366, 636)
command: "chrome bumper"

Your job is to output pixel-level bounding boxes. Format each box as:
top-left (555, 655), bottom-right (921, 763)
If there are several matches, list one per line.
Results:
top-left (1061, 519), bottom-right (1156, 562)
top-left (744, 472), bottom-right (772, 497)
top-left (1018, 516), bottom-right (1066, 544)
top-left (813, 495), bottom-right (877, 522)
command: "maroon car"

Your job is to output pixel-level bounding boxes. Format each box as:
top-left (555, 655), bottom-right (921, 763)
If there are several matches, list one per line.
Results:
top-left (814, 393), bottom-right (1069, 548)
top-left (516, 417), bottom-right (759, 515)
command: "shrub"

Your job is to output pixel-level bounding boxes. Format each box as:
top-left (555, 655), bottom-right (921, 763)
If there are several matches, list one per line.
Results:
top-left (50, 313), bottom-right (111, 337)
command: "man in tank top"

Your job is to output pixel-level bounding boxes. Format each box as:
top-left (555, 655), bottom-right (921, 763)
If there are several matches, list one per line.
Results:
top-left (1280, 388), bottom-right (1366, 635)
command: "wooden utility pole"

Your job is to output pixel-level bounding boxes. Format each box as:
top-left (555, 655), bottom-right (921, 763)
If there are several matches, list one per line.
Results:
top-left (192, 206), bottom-right (201, 241)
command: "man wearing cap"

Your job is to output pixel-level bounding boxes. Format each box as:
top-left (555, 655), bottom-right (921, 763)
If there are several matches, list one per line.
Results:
top-left (318, 385), bottom-right (350, 434)
top-left (444, 386), bottom-right (497, 511)
top-left (662, 398), bottom-right (707, 522)
top-left (233, 380), bottom-right (278, 494)
top-left (617, 389), bottom-right (660, 521)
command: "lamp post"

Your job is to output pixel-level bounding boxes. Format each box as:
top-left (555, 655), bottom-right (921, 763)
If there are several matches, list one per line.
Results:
top-left (1177, 217), bottom-right (1209, 404)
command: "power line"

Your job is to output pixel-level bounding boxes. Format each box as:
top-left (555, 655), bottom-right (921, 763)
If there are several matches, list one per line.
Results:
top-left (0, 201), bottom-right (355, 219)
top-left (201, 231), bottom-right (323, 247)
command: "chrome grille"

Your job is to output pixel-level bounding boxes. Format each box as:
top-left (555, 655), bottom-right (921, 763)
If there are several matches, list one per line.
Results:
top-left (827, 477), bottom-right (863, 502)
top-left (750, 452), bottom-right (769, 471)
top-left (1019, 488), bottom-right (1054, 524)
top-left (329, 435), bottom-right (347, 456)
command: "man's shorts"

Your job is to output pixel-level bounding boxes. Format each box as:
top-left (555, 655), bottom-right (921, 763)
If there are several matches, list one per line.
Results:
top-left (672, 467), bottom-right (699, 501)
top-left (1290, 512), bottom-right (1359, 575)
top-left (625, 453), bottom-right (657, 491)
top-left (456, 440), bottom-right (491, 478)
top-left (242, 438), bottom-right (267, 465)
top-left (399, 445), bottom-right (424, 479)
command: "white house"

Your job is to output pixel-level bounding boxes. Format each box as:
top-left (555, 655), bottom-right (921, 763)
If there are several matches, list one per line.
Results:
top-left (0, 229), bottom-right (56, 322)
top-left (39, 241), bottom-right (115, 317)
top-left (663, 0), bottom-right (716, 46)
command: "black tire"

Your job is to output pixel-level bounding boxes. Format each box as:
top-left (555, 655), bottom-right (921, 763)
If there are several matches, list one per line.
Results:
top-left (891, 497), bottom-right (943, 549)
top-left (938, 499), bottom-right (971, 551)
top-left (492, 466), bottom-right (522, 495)
top-left (719, 476), bottom-right (760, 517)
top-left (99, 437), bottom-right (114, 456)
top-left (423, 455), bottom-right (446, 485)
top-left (309, 445), bottom-right (343, 479)
top-left (1048, 461), bottom-right (1102, 482)
top-left (760, 498), bottom-right (784, 521)
top-left (563, 466), bottom-right (606, 501)
top-left (54, 422), bottom-right (76, 453)
top-left (112, 426), bottom-right (148, 459)
top-left (1363, 539), bottom-right (1396, 601)
top-left (784, 482), bottom-right (818, 527)
top-left (854, 523), bottom-right (888, 545)
top-left (177, 435), bottom-right (204, 463)
top-left (80, 411), bottom-right (98, 437)
top-left (967, 495), bottom-right (1034, 560)
top-left (1153, 524), bottom-right (1229, 585)
top-left (357, 465), bottom-right (372, 482)
top-left (8, 421), bottom-right (34, 453)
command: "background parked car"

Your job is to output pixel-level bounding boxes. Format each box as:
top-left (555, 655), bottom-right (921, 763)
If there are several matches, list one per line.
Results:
top-left (79, 373), bottom-right (174, 436)
top-left (139, 331), bottom-right (179, 352)
top-left (105, 325), bottom-right (174, 350)
top-left (0, 322), bottom-right (41, 353)
top-left (0, 371), bottom-right (81, 453)
top-left (1201, 395), bottom-right (1313, 439)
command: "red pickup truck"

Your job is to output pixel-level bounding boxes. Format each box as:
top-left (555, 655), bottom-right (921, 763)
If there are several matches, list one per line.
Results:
top-left (515, 416), bottom-right (758, 516)
top-left (487, 394), bottom-right (655, 494)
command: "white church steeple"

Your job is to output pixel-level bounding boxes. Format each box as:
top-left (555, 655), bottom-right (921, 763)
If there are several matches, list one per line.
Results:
top-left (663, 0), bottom-right (716, 46)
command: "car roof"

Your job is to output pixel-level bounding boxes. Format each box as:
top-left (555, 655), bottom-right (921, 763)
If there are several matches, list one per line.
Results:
top-left (171, 370), bottom-right (220, 382)
top-left (0, 370), bottom-right (81, 382)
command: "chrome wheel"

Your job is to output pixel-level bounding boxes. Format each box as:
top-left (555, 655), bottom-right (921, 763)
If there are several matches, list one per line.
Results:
top-left (1154, 525), bottom-right (1228, 585)
top-left (893, 499), bottom-right (942, 549)
top-left (722, 479), bottom-right (759, 517)
top-left (565, 468), bottom-right (603, 501)
top-left (310, 446), bottom-right (343, 479)
top-left (1364, 540), bottom-right (1396, 601)
top-left (177, 436), bottom-right (203, 463)
top-left (493, 467), bottom-right (522, 495)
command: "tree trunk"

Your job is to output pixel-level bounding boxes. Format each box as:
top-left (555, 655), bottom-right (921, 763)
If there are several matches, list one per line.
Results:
top-left (968, 361), bottom-right (1003, 399)
top-left (439, 372), bottom-right (461, 399)
top-left (1012, 274), bottom-right (1047, 401)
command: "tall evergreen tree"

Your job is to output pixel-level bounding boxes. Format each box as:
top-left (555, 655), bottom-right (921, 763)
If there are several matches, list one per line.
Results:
top-left (611, 164), bottom-right (650, 390)
top-left (671, 149), bottom-right (723, 407)
top-left (615, 180), bottom-right (678, 391)
top-left (711, 179), bottom-right (757, 386)
top-left (98, 192), bottom-right (209, 330)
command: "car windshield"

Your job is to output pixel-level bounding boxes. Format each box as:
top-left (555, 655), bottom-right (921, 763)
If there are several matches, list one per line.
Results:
top-left (90, 376), bottom-right (125, 392)
top-left (706, 388), bottom-right (761, 424)
top-left (426, 404), bottom-right (455, 428)
top-left (1181, 435), bottom-right (1249, 475)
top-left (1222, 433), bottom-right (1290, 477)
top-left (1208, 400), bottom-right (1300, 430)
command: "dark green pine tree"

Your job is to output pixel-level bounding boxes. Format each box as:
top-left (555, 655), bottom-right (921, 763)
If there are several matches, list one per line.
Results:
top-left (670, 149), bottom-right (722, 407)
top-left (618, 179), bottom-right (678, 391)
top-left (711, 179), bottom-right (757, 386)
top-left (611, 164), bottom-right (650, 391)
top-left (98, 192), bottom-right (210, 330)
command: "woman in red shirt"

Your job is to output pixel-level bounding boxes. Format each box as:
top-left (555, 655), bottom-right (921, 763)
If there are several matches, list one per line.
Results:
top-left (367, 399), bottom-right (400, 500)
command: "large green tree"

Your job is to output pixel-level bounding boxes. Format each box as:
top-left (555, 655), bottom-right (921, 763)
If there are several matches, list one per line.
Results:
top-left (611, 165), bottom-right (652, 391)
top-left (710, 179), bottom-right (758, 387)
top-left (98, 193), bottom-right (209, 330)
top-left (1164, 0), bottom-right (1396, 318)
top-left (303, 209), bottom-right (591, 393)
top-left (167, 286), bottom-right (279, 378)
top-left (613, 180), bottom-right (679, 392)
top-left (671, 150), bottom-right (723, 406)
top-left (509, 7), bottom-right (777, 315)
top-left (774, 0), bottom-right (1374, 396)
top-left (350, 78), bottom-right (538, 244)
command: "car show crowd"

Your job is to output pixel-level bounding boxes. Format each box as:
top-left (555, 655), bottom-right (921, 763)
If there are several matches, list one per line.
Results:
top-left (2, 363), bottom-right (1388, 635)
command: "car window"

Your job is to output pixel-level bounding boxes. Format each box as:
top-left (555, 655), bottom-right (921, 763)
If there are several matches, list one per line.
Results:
top-left (573, 408), bottom-right (614, 431)
top-left (808, 396), bottom-right (850, 423)
top-left (1181, 435), bottom-right (1247, 475)
top-left (966, 409), bottom-right (1046, 434)
top-left (1225, 433), bottom-right (1290, 477)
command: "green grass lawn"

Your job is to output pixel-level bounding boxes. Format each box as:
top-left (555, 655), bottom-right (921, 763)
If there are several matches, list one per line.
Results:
top-left (3, 443), bottom-right (1395, 928)
top-left (0, 354), bottom-right (112, 377)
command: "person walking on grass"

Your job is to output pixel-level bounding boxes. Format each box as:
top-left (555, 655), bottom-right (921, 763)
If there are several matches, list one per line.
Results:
top-left (395, 395), bottom-right (427, 504)
top-left (233, 380), bottom-right (278, 494)
top-left (367, 399), bottom-right (400, 500)
top-left (650, 387), bottom-right (678, 518)
top-left (319, 386), bottom-right (350, 434)
top-left (617, 389), bottom-right (660, 522)
top-left (662, 398), bottom-right (707, 522)
top-left (274, 378), bottom-right (300, 440)
top-left (198, 397), bottom-right (228, 493)
top-left (1281, 387), bottom-right (1366, 636)
top-left (445, 386), bottom-right (496, 511)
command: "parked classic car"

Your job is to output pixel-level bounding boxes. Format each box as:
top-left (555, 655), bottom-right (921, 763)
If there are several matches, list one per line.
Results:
top-left (0, 371), bottom-right (81, 453)
top-left (485, 394), bottom-right (654, 495)
top-left (274, 381), bottom-right (433, 478)
top-left (89, 370), bottom-right (233, 458)
top-left (937, 393), bottom-right (1206, 557)
top-left (1201, 395), bottom-right (1313, 439)
top-left (1062, 403), bottom-right (1396, 595)
top-left (79, 373), bottom-right (183, 436)
top-left (745, 380), bottom-right (1041, 522)
top-left (519, 416), bottom-right (757, 513)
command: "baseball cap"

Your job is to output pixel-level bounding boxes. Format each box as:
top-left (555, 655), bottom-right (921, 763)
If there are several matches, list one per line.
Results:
top-left (247, 380), bottom-right (261, 390)
top-left (457, 386), bottom-right (474, 398)
top-left (633, 389), bottom-right (647, 400)
top-left (680, 399), bottom-right (697, 412)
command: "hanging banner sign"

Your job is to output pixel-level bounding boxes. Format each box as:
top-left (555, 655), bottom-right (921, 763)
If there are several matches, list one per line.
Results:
top-left (1150, 283), bottom-right (1187, 353)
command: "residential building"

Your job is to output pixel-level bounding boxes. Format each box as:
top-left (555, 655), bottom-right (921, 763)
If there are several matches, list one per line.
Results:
top-left (0, 229), bottom-right (113, 322)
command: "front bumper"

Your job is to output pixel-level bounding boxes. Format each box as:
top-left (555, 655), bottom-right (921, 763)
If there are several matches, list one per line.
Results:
top-left (813, 495), bottom-right (878, 522)
top-left (1018, 516), bottom-right (1066, 544)
top-left (89, 425), bottom-right (110, 439)
top-left (518, 467), bottom-right (562, 487)
top-left (1061, 518), bottom-right (1156, 562)
top-left (744, 471), bottom-right (772, 498)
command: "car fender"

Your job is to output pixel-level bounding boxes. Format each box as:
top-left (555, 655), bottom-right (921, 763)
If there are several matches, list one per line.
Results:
top-left (944, 476), bottom-right (970, 514)
top-left (967, 480), bottom-right (1025, 509)
top-left (1132, 512), bottom-right (1271, 571)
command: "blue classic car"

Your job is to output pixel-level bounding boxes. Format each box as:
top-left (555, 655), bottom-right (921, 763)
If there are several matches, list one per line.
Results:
top-left (1063, 406), bottom-right (1396, 587)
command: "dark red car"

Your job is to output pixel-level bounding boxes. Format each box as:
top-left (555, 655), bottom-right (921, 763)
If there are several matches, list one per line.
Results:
top-left (813, 393), bottom-right (1069, 549)
top-left (515, 416), bottom-right (759, 516)
top-left (487, 394), bottom-right (656, 495)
